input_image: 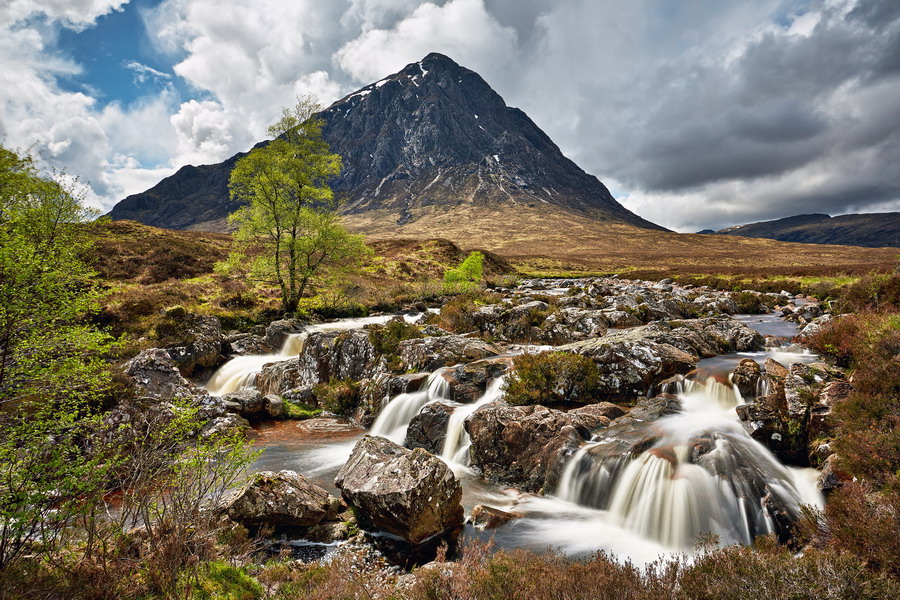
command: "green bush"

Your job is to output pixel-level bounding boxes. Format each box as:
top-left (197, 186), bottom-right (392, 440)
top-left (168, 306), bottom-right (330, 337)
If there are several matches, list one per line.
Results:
top-left (443, 251), bottom-right (484, 294)
top-left (313, 378), bottom-right (360, 416)
top-left (180, 560), bottom-right (263, 600)
top-left (503, 351), bottom-right (601, 405)
top-left (368, 319), bottom-right (423, 357)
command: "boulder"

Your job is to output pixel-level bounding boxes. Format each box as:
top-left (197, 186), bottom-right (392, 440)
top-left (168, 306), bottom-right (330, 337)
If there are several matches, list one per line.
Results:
top-left (256, 330), bottom-right (386, 396)
top-left (155, 307), bottom-right (223, 376)
top-left (405, 402), bottom-right (456, 455)
top-left (441, 356), bottom-right (512, 403)
top-left (224, 332), bottom-right (267, 355)
top-left (264, 319), bottom-right (306, 352)
top-left (335, 436), bottom-right (464, 544)
top-left (398, 336), bottom-right (500, 372)
top-left (124, 348), bottom-right (201, 400)
top-left (466, 404), bottom-right (592, 492)
top-left (356, 372), bottom-right (431, 426)
top-left (221, 390), bottom-right (265, 417)
top-left (224, 470), bottom-right (339, 528)
top-left (731, 358), bottom-right (762, 399)
top-left (469, 505), bottom-right (523, 529)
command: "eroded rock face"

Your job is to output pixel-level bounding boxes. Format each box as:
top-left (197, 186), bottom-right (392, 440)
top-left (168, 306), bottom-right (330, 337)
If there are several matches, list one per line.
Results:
top-left (224, 470), bottom-right (339, 528)
top-left (124, 348), bottom-right (201, 400)
top-left (256, 330), bottom-right (386, 396)
top-left (732, 359), bottom-right (763, 399)
top-left (466, 404), bottom-right (591, 493)
top-left (155, 307), bottom-right (223, 377)
top-left (406, 402), bottom-right (455, 455)
top-left (441, 356), bottom-right (512, 403)
top-left (264, 319), bottom-right (306, 352)
top-left (398, 335), bottom-right (500, 372)
top-left (335, 436), bottom-right (464, 544)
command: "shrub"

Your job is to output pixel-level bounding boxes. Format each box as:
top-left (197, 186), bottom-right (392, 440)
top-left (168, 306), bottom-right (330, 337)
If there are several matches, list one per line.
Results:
top-left (443, 251), bottom-right (484, 294)
top-left (503, 351), bottom-right (601, 405)
top-left (313, 378), bottom-right (360, 416)
top-left (179, 560), bottom-right (263, 600)
top-left (835, 271), bottom-right (900, 313)
top-left (369, 319), bottom-right (423, 357)
top-left (731, 291), bottom-right (767, 314)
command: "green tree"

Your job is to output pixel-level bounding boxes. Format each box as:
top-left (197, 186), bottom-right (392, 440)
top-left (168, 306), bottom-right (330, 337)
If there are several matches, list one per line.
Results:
top-left (224, 96), bottom-right (368, 314)
top-left (0, 145), bottom-right (114, 572)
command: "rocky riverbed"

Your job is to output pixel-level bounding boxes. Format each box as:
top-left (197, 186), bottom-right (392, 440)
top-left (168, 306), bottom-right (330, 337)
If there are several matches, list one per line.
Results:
top-left (119, 276), bottom-right (846, 565)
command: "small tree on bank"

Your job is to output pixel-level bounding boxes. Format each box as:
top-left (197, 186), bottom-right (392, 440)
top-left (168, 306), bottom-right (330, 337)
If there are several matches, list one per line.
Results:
top-left (223, 96), bottom-right (368, 314)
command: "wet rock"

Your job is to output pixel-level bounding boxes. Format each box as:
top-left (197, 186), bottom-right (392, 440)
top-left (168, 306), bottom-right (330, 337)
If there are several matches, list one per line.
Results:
top-left (224, 332), bottom-right (267, 355)
top-left (466, 404), bottom-right (591, 493)
top-left (442, 356), bottom-right (512, 402)
top-left (613, 394), bottom-right (682, 426)
top-left (257, 330), bottom-right (386, 396)
top-left (200, 413), bottom-right (250, 438)
top-left (398, 335), bottom-right (499, 372)
top-left (155, 307), bottom-right (223, 377)
top-left (817, 454), bottom-right (849, 495)
top-left (469, 505), bottom-right (522, 529)
top-left (264, 319), bottom-right (307, 352)
top-left (124, 348), bottom-right (202, 400)
top-left (264, 394), bottom-right (284, 418)
top-left (796, 314), bottom-right (833, 340)
top-left (222, 390), bottom-right (265, 417)
top-left (224, 470), bottom-right (339, 528)
top-left (406, 402), bottom-right (456, 454)
top-left (732, 358), bottom-right (762, 399)
top-left (335, 436), bottom-right (464, 544)
top-left (356, 372), bottom-right (432, 426)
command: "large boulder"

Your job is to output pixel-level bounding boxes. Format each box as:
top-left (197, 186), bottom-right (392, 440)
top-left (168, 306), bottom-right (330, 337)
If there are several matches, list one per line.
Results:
top-left (155, 307), bottom-right (223, 377)
top-left (441, 356), bottom-right (512, 403)
top-left (220, 390), bottom-right (283, 419)
top-left (224, 470), bottom-right (339, 528)
top-left (335, 436), bottom-right (464, 544)
top-left (466, 404), bottom-right (592, 493)
top-left (405, 402), bottom-right (456, 455)
top-left (264, 318), bottom-right (306, 352)
top-left (124, 348), bottom-right (201, 400)
top-left (398, 335), bottom-right (500, 372)
top-left (256, 330), bottom-right (386, 396)
top-left (731, 358), bottom-right (762, 399)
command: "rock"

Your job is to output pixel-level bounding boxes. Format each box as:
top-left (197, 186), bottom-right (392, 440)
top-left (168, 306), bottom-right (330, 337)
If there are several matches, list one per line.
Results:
top-left (124, 348), bottom-right (202, 400)
top-left (469, 505), bottom-right (522, 529)
top-left (731, 358), bottom-right (762, 399)
top-left (155, 308), bottom-right (223, 377)
top-left (221, 389), bottom-right (266, 418)
top-left (335, 436), bottom-right (464, 544)
top-left (797, 314), bottom-right (833, 340)
top-left (466, 404), bottom-right (591, 492)
top-left (405, 402), bottom-right (456, 455)
top-left (264, 319), bottom-right (307, 352)
top-left (817, 454), bottom-right (849, 495)
top-left (256, 330), bottom-right (386, 396)
top-left (224, 332), bottom-right (267, 355)
top-left (200, 413), bottom-right (250, 438)
top-left (263, 394), bottom-right (284, 418)
top-left (442, 356), bottom-right (512, 403)
top-left (613, 394), bottom-right (682, 426)
top-left (398, 335), bottom-right (500, 372)
top-left (356, 373), bottom-right (431, 426)
top-left (764, 358), bottom-right (789, 380)
top-left (224, 470), bottom-right (339, 528)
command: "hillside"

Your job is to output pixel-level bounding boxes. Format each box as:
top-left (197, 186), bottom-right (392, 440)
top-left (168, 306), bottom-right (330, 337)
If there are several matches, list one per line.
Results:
top-left (108, 53), bottom-right (662, 235)
top-left (714, 213), bottom-right (900, 248)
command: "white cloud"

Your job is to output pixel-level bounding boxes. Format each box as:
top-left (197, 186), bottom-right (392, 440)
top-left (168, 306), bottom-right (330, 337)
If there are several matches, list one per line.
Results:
top-left (334, 0), bottom-right (518, 85)
top-left (0, 0), bottom-right (128, 29)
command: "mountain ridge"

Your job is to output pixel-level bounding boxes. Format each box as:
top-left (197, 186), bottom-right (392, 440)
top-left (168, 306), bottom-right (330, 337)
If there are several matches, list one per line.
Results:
top-left (109, 53), bottom-right (664, 235)
top-left (710, 212), bottom-right (900, 248)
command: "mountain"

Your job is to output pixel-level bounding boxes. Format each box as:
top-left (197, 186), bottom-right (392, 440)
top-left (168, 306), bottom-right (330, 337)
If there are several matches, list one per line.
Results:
top-left (714, 213), bottom-right (900, 248)
top-left (109, 53), bottom-right (663, 236)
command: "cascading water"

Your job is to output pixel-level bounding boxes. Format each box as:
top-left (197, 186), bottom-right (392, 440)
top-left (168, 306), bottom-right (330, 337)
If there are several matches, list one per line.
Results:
top-left (556, 377), bottom-right (822, 549)
top-left (440, 376), bottom-right (506, 466)
top-left (204, 313), bottom-right (424, 395)
top-left (369, 368), bottom-right (452, 444)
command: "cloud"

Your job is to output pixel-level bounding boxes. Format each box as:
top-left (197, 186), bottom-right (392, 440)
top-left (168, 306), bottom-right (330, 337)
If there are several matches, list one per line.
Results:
top-left (0, 0), bottom-right (128, 29)
top-left (334, 0), bottom-right (518, 85)
top-left (124, 60), bottom-right (172, 85)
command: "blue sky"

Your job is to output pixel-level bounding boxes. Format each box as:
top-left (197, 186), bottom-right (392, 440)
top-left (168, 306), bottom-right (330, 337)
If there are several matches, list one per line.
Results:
top-left (2, 0), bottom-right (899, 231)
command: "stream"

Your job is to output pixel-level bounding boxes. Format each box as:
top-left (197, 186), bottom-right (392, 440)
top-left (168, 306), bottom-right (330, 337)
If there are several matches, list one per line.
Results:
top-left (204, 296), bottom-right (824, 565)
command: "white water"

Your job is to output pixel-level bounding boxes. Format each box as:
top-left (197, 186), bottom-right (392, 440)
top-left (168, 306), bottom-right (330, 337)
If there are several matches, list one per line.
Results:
top-left (204, 313), bottom-right (424, 395)
top-left (369, 368), bottom-right (452, 444)
top-left (440, 376), bottom-right (506, 467)
top-left (555, 377), bottom-right (823, 549)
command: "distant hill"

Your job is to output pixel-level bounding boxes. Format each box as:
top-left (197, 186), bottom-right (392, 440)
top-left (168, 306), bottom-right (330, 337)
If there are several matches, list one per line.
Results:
top-left (109, 52), bottom-right (663, 236)
top-left (713, 213), bottom-right (900, 248)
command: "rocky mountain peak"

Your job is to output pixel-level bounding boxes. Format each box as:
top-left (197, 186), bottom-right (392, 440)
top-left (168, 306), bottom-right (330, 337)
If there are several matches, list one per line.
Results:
top-left (110, 53), bottom-right (663, 233)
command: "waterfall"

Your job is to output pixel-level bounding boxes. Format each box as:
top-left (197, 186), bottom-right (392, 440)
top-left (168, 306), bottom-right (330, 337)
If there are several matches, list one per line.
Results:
top-left (440, 376), bottom-right (506, 466)
top-left (556, 377), bottom-right (821, 549)
top-left (369, 368), bottom-right (452, 444)
top-left (204, 313), bottom-right (425, 395)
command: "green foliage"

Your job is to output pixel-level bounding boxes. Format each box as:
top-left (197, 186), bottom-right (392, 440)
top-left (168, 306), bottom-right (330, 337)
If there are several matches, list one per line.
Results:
top-left (179, 560), bottom-right (263, 600)
top-left (0, 145), bottom-right (113, 406)
top-left (313, 378), bottom-right (359, 416)
top-left (503, 351), bottom-right (602, 405)
top-left (443, 250), bottom-right (485, 294)
top-left (368, 319), bottom-right (423, 357)
top-left (731, 291), bottom-right (768, 314)
top-left (220, 96), bottom-right (370, 314)
top-left (283, 399), bottom-right (322, 419)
